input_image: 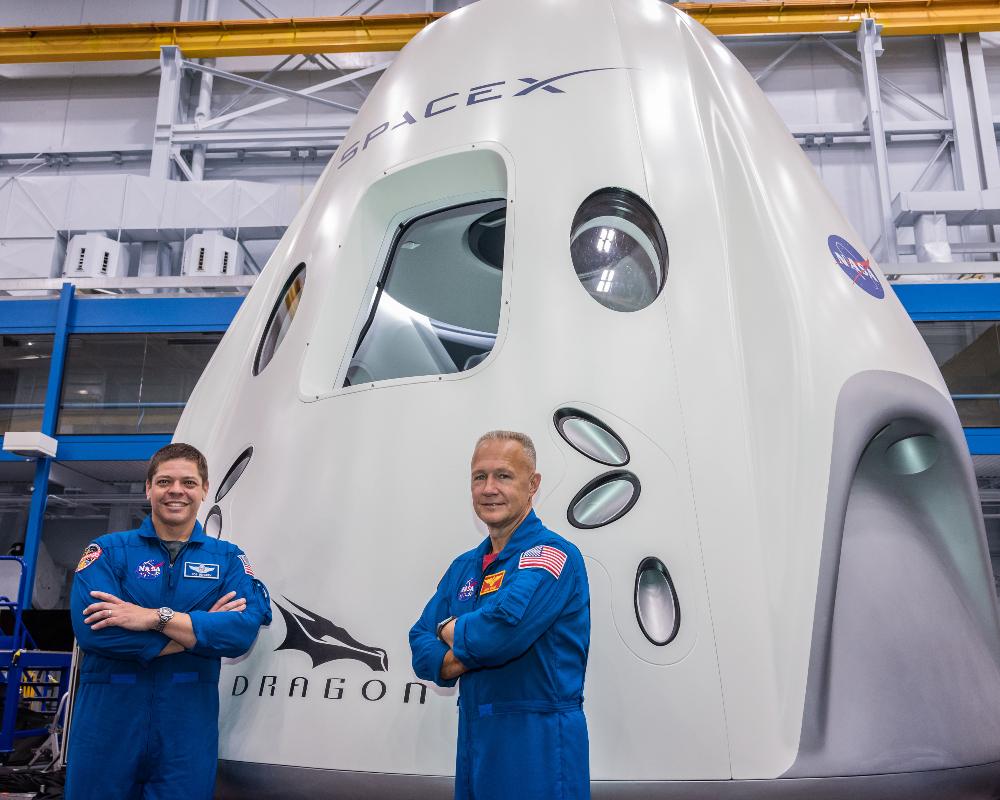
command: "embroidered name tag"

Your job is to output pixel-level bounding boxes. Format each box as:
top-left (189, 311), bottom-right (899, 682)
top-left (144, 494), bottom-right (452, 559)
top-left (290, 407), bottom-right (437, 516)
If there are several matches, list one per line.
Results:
top-left (480, 570), bottom-right (505, 595)
top-left (184, 562), bottom-right (220, 580)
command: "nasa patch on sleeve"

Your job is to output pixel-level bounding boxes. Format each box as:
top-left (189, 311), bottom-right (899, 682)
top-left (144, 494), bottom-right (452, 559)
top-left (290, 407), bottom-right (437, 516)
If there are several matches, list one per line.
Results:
top-left (828, 235), bottom-right (884, 299)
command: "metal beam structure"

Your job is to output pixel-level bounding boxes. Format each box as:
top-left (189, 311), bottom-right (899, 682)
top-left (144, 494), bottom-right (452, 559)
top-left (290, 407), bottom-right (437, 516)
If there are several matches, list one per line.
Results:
top-left (856, 19), bottom-right (898, 262)
top-left (677, 0), bottom-right (1000, 37)
top-left (0, 275), bottom-right (257, 295)
top-left (4, 3), bottom-right (1000, 64)
top-left (0, 14), bottom-right (445, 63)
top-left (151, 46), bottom-right (184, 180)
top-left (18, 283), bottom-right (73, 610)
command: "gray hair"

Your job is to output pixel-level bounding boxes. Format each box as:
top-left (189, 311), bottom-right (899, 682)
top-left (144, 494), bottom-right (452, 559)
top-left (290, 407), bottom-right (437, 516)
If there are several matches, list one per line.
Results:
top-left (474, 430), bottom-right (537, 468)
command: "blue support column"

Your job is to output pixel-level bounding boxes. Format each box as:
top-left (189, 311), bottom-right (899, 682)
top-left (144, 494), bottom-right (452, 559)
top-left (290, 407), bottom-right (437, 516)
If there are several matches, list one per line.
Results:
top-left (20, 284), bottom-right (75, 609)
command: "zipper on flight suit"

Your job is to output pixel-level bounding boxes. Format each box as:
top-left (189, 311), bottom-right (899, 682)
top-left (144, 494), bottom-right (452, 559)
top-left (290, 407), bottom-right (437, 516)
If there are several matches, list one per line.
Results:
top-left (161, 541), bottom-right (188, 604)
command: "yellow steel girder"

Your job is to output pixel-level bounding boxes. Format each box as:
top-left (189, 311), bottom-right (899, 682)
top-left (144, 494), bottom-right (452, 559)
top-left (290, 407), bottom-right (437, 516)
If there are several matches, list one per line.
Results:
top-left (1, 2), bottom-right (999, 64)
top-left (0, 14), bottom-right (445, 64)
top-left (676, 0), bottom-right (1000, 37)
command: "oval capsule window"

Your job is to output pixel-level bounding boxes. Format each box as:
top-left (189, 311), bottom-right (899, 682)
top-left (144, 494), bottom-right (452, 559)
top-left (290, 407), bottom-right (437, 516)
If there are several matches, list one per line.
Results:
top-left (568, 470), bottom-right (640, 529)
top-left (885, 434), bottom-right (939, 476)
top-left (554, 408), bottom-right (629, 466)
top-left (254, 264), bottom-right (306, 375)
top-left (205, 505), bottom-right (223, 539)
top-left (570, 189), bottom-right (667, 312)
top-left (634, 557), bottom-right (680, 645)
top-left (215, 447), bottom-right (253, 503)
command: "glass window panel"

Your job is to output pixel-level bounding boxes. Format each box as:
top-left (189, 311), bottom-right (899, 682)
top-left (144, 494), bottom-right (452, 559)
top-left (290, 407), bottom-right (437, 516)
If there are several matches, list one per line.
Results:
top-left (570, 189), bottom-right (667, 313)
top-left (568, 470), bottom-right (641, 529)
top-left (344, 199), bottom-right (505, 387)
top-left (255, 265), bottom-right (306, 375)
top-left (215, 447), bottom-right (252, 503)
top-left (205, 505), bottom-right (223, 539)
top-left (915, 321), bottom-right (1000, 427)
top-left (58, 333), bottom-right (222, 435)
top-left (0, 335), bottom-right (54, 435)
top-left (555, 408), bottom-right (629, 466)
top-left (634, 557), bottom-right (680, 645)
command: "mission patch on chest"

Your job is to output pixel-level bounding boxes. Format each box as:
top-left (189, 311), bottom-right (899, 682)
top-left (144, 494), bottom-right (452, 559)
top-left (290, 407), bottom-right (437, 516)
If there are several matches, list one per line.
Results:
top-left (480, 570), bottom-right (505, 595)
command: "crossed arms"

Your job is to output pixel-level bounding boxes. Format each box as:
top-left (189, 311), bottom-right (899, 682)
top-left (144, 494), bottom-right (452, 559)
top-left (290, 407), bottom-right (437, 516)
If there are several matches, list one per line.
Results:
top-left (83, 590), bottom-right (246, 657)
top-left (70, 546), bottom-right (271, 665)
top-left (410, 559), bottom-right (578, 687)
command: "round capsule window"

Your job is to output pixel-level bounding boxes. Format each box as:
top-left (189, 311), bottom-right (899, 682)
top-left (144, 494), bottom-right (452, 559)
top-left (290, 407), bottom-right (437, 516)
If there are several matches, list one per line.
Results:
top-left (568, 470), bottom-right (640, 529)
top-left (885, 434), bottom-right (939, 476)
top-left (205, 505), bottom-right (223, 539)
top-left (634, 557), bottom-right (680, 645)
top-left (570, 189), bottom-right (667, 312)
top-left (215, 447), bottom-right (253, 503)
top-left (254, 264), bottom-right (306, 375)
top-left (554, 408), bottom-right (629, 466)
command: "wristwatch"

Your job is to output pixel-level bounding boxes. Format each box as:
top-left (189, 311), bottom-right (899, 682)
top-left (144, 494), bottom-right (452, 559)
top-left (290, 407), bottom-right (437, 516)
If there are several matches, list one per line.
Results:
top-left (155, 606), bottom-right (175, 633)
top-left (436, 615), bottom-right (457, 642)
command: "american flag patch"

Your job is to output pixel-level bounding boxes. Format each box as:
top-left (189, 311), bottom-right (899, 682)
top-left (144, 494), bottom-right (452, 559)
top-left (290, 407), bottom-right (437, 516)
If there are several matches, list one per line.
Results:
top-left (518, 545), bottom-right (567, 579)
top-left (239, 554), bottom-right (254, 576)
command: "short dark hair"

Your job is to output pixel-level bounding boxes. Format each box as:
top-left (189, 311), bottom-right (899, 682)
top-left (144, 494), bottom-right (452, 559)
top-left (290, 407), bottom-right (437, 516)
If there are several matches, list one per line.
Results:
top-left (146, 443), bottom-right (209, 486)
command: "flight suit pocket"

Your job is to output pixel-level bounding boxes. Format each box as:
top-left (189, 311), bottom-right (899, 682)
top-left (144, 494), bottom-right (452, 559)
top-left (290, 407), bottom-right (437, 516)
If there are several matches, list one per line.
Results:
top-left (493, 572), bottom-right (544, 626)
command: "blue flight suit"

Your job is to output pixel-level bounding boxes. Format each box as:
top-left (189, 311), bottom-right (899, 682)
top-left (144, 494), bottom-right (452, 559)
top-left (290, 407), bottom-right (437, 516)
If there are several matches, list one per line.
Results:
top-left (410, 510), bottom-right (591, 800)
top-left (66, 517), bottom-right (272, 800)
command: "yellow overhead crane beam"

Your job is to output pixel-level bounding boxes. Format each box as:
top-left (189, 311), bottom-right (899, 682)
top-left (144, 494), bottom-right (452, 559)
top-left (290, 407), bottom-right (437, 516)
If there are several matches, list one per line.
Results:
top-left (676, 0), bottom-right (1000, 37)
top-left (0, 2), bottom-right (998, 64)
top-left (0, 14), bottom-right (446, 63)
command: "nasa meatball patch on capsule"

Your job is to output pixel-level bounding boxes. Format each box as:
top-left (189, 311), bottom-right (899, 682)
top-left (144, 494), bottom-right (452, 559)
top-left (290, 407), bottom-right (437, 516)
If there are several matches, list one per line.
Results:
top-left (828, 234), bottom-right (884, 299)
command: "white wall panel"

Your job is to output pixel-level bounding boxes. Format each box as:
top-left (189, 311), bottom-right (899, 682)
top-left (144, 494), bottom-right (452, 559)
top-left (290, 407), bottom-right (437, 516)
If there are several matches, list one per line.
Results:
top-left (60, 78), bottom-right (160, 150)
top-left (0, 78), bottom-right (76, 153)
top-left (0, 76), bottom-right (159, 155)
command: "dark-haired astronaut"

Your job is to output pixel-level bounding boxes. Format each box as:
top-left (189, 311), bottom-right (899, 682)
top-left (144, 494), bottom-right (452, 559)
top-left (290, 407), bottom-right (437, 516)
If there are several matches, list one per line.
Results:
top-left (66, 443), bottom-right (271, 800)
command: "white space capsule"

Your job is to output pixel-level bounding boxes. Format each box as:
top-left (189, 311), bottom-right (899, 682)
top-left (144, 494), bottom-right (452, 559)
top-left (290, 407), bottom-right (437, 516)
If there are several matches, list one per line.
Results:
top-left (174, 0), bottom-right (1000, 796)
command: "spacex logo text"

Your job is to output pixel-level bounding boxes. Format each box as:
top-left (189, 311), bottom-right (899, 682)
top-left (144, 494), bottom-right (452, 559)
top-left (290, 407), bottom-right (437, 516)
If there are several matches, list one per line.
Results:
top-left (337, 67), bottom-right (621, 169)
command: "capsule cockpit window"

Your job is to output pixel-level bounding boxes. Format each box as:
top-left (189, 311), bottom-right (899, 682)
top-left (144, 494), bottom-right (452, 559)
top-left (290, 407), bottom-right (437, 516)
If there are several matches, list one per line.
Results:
top-left (344, 199), bottom-right (505, 387)
top-left (570, 189), bottom-right (667, 312)
top-left (254, 264), bottom-right (306, 376)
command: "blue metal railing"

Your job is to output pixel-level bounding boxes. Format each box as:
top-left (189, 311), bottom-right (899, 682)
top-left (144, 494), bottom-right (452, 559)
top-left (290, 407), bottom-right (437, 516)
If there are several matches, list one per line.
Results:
top-left (0, 402), bottom-right (185, 410)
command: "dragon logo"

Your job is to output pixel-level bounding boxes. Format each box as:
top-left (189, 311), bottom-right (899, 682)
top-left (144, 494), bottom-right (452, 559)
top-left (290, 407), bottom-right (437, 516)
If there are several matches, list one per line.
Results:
top-left (273, 597), bottom-right (388, 672)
